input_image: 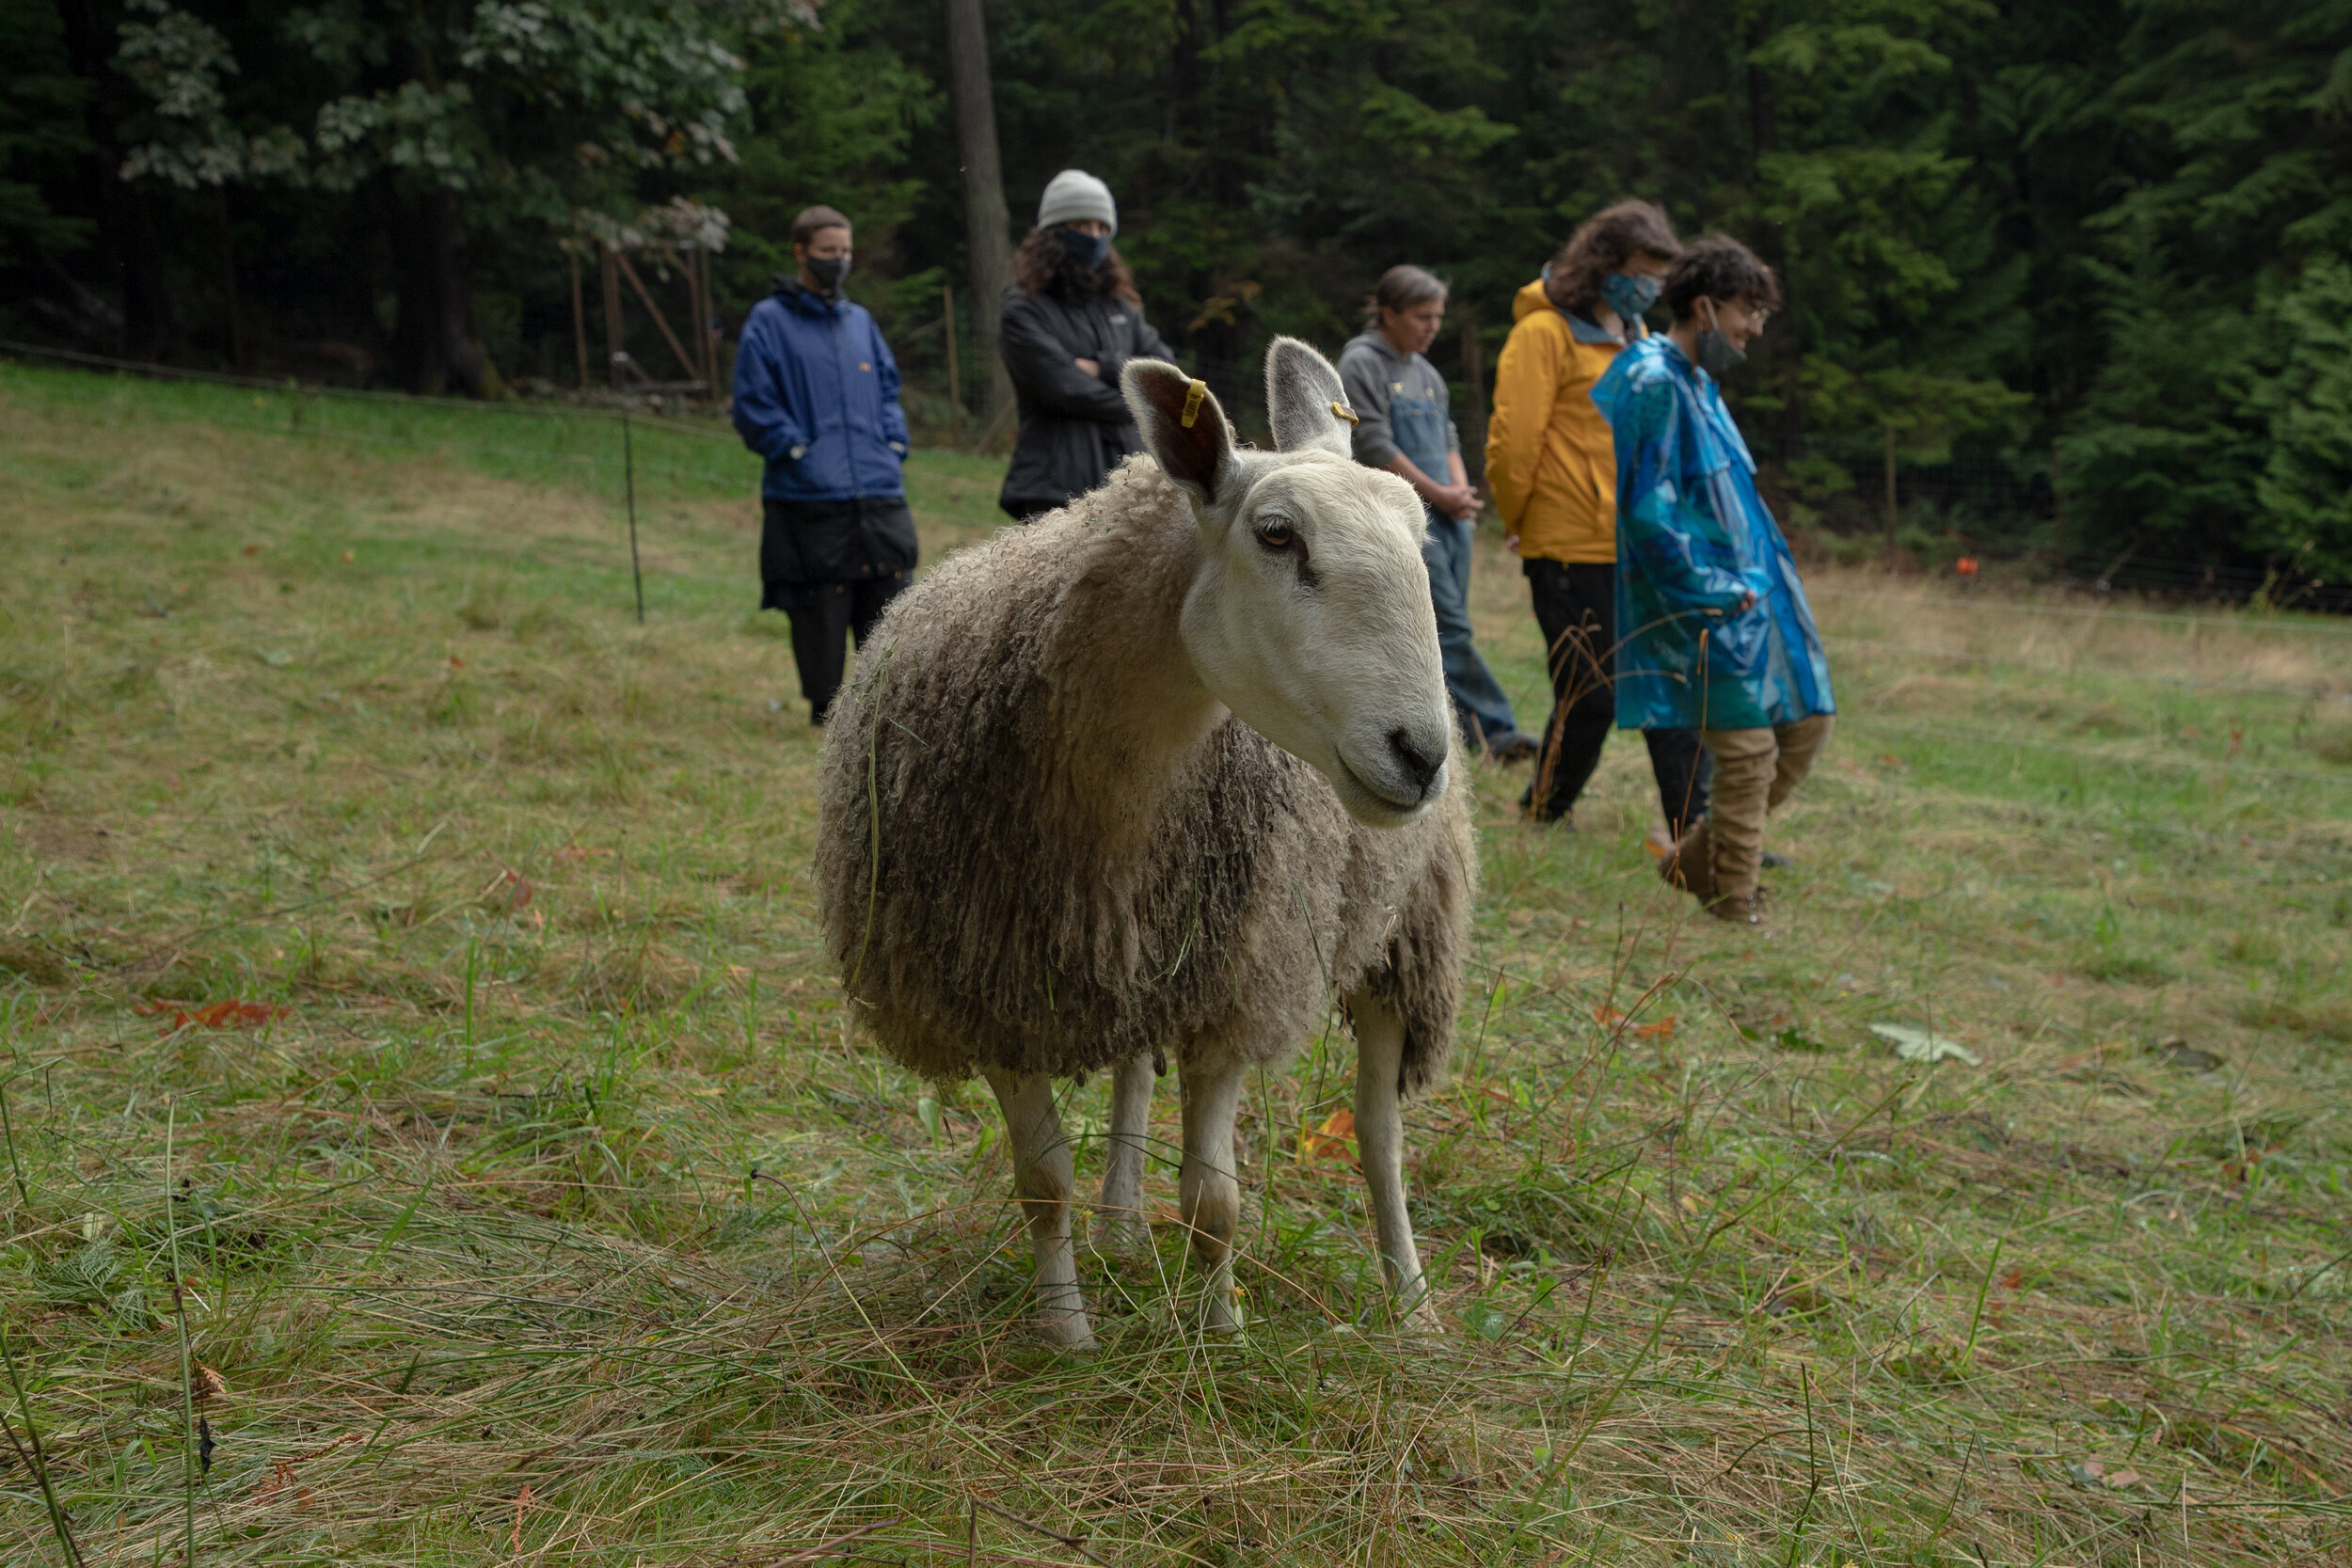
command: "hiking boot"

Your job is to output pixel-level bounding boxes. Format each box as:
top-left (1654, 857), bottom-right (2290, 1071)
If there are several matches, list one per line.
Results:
top-left (1708, 888), bottom-right (1769, 927)
top-left (1658, 819), bottom-right (1715, 903)
top-left (1518, 785), bottom-right (1574, 829)
top-left (1492, 735), bottom-right (1539, 767)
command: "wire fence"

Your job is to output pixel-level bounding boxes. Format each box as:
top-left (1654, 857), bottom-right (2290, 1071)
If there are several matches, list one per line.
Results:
top-left (7, 337), bottom-right (2348, 859)
top-left (12, 335), bottom-right (2352, 654)
top-left (2, 338), bottom-right (772, 622)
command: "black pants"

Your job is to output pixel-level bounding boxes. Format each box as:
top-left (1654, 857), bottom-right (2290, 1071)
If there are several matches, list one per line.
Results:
top-left (787, 575), bottom-right (908, 724)
top-left (761, 497), bottom-right (919, 725)
top-left (1522, 559), bottom-right (1710, 832)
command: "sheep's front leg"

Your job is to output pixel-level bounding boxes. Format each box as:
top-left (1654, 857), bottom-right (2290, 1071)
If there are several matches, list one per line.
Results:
top-left (1177, 1051), bottom-right (1248, 1333)
top-left (982, 1069), bottom-right (1095, 1351)
top-left (1350, 990), bottom-right (1438, 1331)
top-left (1095, 1053), bottom-right (1156, 1254)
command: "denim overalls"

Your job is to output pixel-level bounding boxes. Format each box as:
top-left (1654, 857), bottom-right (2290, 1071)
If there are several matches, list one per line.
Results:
top-left (1389, 364), bottom-right (1523, 752)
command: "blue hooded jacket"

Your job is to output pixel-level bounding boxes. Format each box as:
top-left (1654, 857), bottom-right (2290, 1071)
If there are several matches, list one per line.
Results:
top-left (1592, 335), bottom-right (1834, 733)
top-left (732, 280), bottom-right (910, 502)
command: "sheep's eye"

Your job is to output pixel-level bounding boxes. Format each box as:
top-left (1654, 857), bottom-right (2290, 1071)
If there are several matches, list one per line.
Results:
top-left (1253, 518), bottom-right (1295, 551)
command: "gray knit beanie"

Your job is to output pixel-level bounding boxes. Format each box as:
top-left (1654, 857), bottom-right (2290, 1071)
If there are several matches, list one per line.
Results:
top-left (1037, 169), bottom-right (1118, 238)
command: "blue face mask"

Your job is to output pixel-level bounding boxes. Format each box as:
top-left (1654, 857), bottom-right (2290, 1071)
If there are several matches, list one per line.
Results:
top-left (1601, 270), bottom-right (1661, 323)
top-left (1058, 228), bottom-right (1110, 272)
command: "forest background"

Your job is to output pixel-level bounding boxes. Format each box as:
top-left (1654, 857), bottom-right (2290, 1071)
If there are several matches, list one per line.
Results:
top-left (3, 0), bottom-right (2350, 597)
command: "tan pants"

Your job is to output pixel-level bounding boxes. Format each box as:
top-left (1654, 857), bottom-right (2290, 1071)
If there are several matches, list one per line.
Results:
top-left (1683, 715), bottom-right (1834, 902)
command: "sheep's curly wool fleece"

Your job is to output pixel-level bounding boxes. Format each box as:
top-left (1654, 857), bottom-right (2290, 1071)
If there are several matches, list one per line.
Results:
top-left (814, 457), bottom-right (1475, 1091)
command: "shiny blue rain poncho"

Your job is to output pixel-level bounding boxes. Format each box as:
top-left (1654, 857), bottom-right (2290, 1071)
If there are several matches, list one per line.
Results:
top-left (1591, 336), bottom-right (1835, 733)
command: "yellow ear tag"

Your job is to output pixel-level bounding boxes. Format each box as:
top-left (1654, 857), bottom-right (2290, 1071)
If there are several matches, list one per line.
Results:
top-left (1180, 379), bottom-right (1208, 429)
top-left (1330, 400), bottom-right (1360, 425)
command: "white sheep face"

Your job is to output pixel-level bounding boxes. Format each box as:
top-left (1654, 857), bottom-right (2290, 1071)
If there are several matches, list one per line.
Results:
top-left (1126, 340), bottom-right (1453, 829)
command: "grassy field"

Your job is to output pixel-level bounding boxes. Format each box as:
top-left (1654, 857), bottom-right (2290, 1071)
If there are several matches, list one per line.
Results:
top-left (0, 357), bottom-right (2348, 1567)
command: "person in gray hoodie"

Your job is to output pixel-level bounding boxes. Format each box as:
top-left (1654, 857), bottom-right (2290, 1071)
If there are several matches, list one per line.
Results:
top-left (1337, 266), bottom-right (1534, 762)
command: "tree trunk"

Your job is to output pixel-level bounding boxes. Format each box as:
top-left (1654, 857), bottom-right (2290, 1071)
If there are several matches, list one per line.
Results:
top-left (943, 0), bottom-right (1014, 424)
top-left (56, 0), bottom-right (170, 357)
top-left (214, 187), bottom-right (245, 371)
top-left (385, 185), bottom-right (486, 396)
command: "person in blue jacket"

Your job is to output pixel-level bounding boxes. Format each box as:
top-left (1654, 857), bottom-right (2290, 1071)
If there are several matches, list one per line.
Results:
top-left (732, 204), bottom-right (917, 725)
top-left (1592, 234), bottom-right (1835, 925)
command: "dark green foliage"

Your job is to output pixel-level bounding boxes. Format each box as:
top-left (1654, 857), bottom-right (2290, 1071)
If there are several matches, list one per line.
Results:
top-left (4, 0), bottom-right (2351, 578)
top-left (0, 0), bottom-right (90, 264)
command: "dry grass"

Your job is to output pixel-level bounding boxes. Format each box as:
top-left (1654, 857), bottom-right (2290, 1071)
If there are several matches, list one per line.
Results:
top-left (0, 361), bottom-right (2348, 1566)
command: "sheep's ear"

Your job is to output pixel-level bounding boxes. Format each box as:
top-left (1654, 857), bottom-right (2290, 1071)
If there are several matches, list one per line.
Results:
top-left (1123, 358), bottom-right (1235, 508)
top-left (1264, 337), bottom-right (1355, 459)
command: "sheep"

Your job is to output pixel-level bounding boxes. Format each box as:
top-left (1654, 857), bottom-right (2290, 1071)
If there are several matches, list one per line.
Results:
top-left (814, 339), bottom-right (1476, 1350)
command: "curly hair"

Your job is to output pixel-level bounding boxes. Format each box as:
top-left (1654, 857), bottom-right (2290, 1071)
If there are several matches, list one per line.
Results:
top-left (1547, 201), bottom-right (1680, 318)
top-left (1661, 234), bottom-right (1782, 322)
top-left (1012, 226), bottom-right (1142, 305)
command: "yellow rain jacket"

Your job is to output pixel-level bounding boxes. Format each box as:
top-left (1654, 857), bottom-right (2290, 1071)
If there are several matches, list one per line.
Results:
top-left (1484, 278), bottom-right (1629, 564)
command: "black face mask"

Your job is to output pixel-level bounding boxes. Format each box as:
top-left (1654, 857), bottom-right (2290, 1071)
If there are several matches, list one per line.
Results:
top-left (1057, 228), bottom-right (1110, 272)
top-left (804, 253), bottom-right (851, 293)
top-left (1695, 300), bottom-right (1745, 377)
top-left (1696, 326), bottom-right (1745, 378)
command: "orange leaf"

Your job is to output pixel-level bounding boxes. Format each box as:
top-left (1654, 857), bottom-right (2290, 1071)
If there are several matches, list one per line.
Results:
top-left (162, 998), bottom-right (291, 1034)
top-left (1298, 1107), bottom-right (1356, 1162)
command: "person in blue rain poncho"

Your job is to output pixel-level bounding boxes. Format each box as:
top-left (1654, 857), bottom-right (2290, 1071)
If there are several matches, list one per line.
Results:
top-left (1591, 234), bottom-right (1835, 926)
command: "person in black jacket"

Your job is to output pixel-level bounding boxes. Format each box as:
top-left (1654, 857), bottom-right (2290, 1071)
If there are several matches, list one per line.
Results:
top-left (996, 169), bottom-right (1176, 521)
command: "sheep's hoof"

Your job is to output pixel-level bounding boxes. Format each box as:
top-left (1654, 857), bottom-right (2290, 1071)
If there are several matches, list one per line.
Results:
top-left (1039, 1316), bottom-right (1098, 1353)
top-left (1200, 1285), bottom-right (1246, 1336)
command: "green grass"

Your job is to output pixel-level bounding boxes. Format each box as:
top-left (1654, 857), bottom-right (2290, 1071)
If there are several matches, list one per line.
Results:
top-left (0, 356), bottom-right (2348, 1566)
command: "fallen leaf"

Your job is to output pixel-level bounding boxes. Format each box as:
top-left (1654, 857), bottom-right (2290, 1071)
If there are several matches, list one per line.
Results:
top-left (2155, 1038), bottom-right (2224, 1071)
top-left (1870, 1022), bottom-right (1980, 1066)
top-left (1593, 1006), bottom-right (1676, 1038)
top-left (194, 1365), bottom-right (229, 1403)
top-left (340, 550), bottom-right (355, 563)
top-left (1299, 1107), bottom-right (1356, 1162)
top-left (480, 866), bottom-right (532, 911)
top-left (156, 998), bottom-right (292, 1034)
top-left (242, 544), bottom-right (262, 556)
top-left (2067, 1458), bottom-right (2141, 1491)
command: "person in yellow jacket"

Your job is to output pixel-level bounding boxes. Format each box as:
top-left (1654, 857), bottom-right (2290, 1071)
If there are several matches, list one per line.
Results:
top-left (1485, 199), bottom-right (1710, 832)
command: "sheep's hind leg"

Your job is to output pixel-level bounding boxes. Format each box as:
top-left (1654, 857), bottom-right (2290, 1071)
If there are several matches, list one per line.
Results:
top-left (1349, 990), bottom-right (1439, 1332)
top-left (982, 1069), bottom-right (1095, 1351)
top-left (1095, 1054), bottom-right (1155, 1254)
top-left (1177, 1051), bottom-right (1249, 1333)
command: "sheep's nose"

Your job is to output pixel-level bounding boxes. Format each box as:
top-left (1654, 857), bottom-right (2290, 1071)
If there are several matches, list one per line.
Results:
top-left (1387, 727), bottom-right (1444, 794)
